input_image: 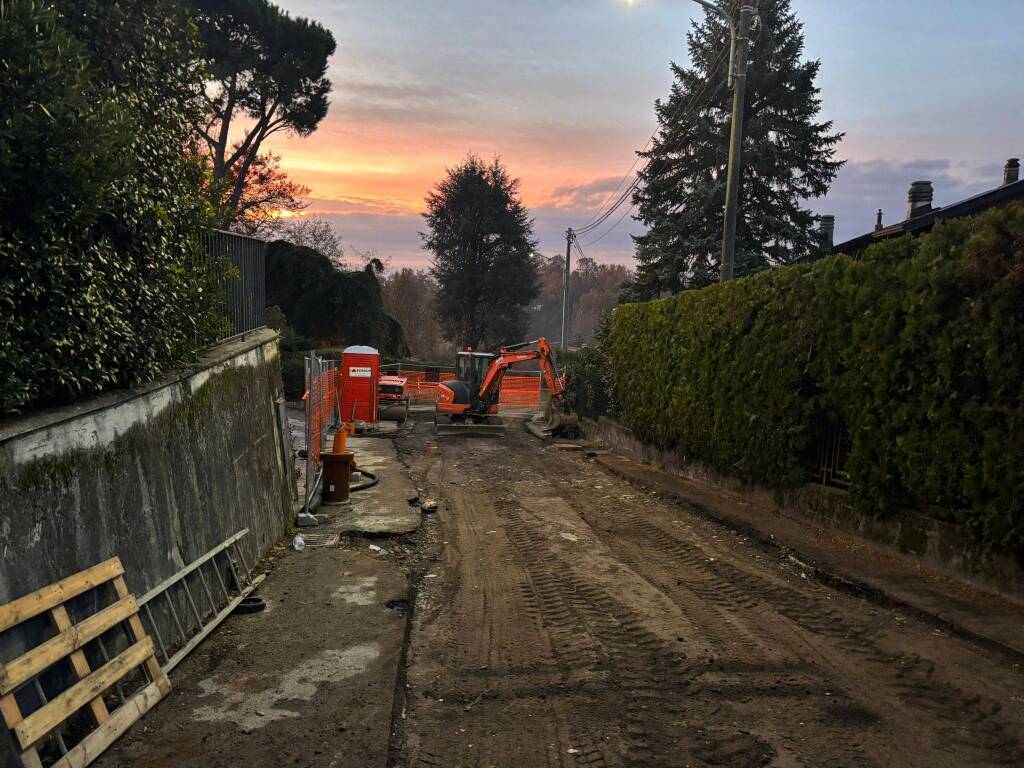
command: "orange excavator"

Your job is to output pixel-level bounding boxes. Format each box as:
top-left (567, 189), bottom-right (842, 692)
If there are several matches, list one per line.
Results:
top-left (435, 337), bottom-right (565, 436)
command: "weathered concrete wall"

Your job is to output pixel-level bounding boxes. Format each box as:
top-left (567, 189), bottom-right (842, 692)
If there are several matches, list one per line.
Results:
top-left (583, 416), bottom-right (1024, 604)
top-left (0, 330), bottom-right (294, 764)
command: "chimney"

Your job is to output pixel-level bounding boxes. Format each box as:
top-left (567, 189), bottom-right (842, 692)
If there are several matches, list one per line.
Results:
top-left (874, 209), bottom-right (884, 232)
top-left (819, 215), bottom-right (835, 249)
top-left (1004, 158), bottom-right (1020, 185)
top-left (907, 180), bottom-right (933, 219)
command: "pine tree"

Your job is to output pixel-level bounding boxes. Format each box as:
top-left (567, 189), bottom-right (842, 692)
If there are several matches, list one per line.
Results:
top-left (629, 0), bottom-right (843, 298)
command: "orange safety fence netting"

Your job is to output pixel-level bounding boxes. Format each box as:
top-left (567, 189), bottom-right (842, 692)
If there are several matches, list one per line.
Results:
top-left (396, 369), bottom-right (541, 408)
top-left (498, 375), bottom-right (542, 408)
top-left (304, 369), bottom-right (342, 474)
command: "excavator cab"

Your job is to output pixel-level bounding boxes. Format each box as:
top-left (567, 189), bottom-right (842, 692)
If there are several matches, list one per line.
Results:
top-left (455, 350), bottom-right (494, 390)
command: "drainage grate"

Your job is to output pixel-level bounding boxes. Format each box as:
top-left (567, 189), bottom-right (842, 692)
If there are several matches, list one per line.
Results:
top-left (300, 531), bottom-right (341, 549)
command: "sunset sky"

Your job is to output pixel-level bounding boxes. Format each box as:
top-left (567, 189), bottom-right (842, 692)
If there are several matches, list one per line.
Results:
top-left (268, 0), bottom-right (1023, 268)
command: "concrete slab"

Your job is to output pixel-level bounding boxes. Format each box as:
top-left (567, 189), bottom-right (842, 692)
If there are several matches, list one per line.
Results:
top-left (95, 545), bottom-right (408, 768)
top-left (330, 435), bottom-right (421, 535)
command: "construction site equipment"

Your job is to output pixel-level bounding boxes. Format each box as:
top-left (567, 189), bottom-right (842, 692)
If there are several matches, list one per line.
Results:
top-left (435, 337), bottom-right (565, 437)
top-left (0, 558), bottom-right (170, 768)
top-left (340, 345), bottom-right (380, 422)
top-left (321, 423), bottom-right (356, 504)
top-left (136, 530), bottom-right (264, 675)
top-left (378, 376), bottom-right (410, 422)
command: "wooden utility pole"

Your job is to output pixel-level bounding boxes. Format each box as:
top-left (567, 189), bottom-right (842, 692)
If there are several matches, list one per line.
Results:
top-left (561, 228), bottom-right (573, 351)
top-left (719, 1), bottom-right (758, 283)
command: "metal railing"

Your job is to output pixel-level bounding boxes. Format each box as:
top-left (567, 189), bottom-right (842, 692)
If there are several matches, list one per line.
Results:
top-left (201, 229), bottom-right (267, 341)
top-left (809, 415), bottom-right (850, 488)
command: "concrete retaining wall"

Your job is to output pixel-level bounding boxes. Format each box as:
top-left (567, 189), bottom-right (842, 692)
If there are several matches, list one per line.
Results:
top-left (0, 330), bottom-right (294, 766)
top-left (584, 416), bottom-right (1024, 604)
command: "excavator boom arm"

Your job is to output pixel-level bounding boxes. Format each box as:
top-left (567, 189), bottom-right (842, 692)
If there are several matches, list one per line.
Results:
top-left (476, 338), bottom-right (565, 405)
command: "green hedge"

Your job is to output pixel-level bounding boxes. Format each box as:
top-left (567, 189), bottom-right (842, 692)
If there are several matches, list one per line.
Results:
top-left (562, 347), bottom-right (612, 421)
top-left (601, 203), bottom-right (1024, 549)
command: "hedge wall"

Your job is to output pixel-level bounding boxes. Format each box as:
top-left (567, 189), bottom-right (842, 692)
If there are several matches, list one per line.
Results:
top-left (599, 203), bottom-right (1024, 549)
top-left (0, 1), bottom-right (221, 415)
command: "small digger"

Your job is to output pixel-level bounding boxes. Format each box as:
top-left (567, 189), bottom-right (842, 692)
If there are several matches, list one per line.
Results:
top-left (434, 337), bottom-right (565, 436)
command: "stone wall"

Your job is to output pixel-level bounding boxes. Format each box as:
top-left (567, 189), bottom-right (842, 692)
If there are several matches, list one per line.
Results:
top-left (0, 330), bottom-right (294, 765)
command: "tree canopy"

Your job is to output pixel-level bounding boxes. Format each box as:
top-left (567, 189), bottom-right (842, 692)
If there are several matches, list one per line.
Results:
top-left (423, 155), bottom-right (540, 350)
top-left (628, 0), bottom-right (843, 298)
top-left (190, 0), bottom-right (336, 228)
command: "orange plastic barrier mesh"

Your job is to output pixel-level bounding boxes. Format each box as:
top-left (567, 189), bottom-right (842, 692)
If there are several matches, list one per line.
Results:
top-left (305, 369), bottom-right (342, 473)
top-left (499, 375), bottom-right (542, 408)
top-left (395, 369), bottom-right (540, 407)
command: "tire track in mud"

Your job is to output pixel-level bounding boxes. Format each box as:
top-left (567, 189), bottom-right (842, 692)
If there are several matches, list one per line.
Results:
top-left (556, 456), bottom-right (1024, 767)
top-left (497, 494), bottom-right (777, 768)
top-left (396, 424), bottom-right (1024, 768)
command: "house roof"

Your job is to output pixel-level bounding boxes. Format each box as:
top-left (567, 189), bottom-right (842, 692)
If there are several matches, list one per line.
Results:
top-left (833, 175), bottom-right (1024, 256)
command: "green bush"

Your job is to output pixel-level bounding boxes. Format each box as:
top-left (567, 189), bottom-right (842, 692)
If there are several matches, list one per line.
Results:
top-left (0, 0), bottom-right (221, 414)
top-left (563, 346), bottom-right (612, 421)
top-left (602, 203), bottom-right (1024, 548)
top-left (266, 240), bottom-right (410, 357)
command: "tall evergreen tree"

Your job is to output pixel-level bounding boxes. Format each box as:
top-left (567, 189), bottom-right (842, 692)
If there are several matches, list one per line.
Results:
top-left (423, 154), bottom-right (539, 350)
top-left (629, 0), bottom-right (843, 298)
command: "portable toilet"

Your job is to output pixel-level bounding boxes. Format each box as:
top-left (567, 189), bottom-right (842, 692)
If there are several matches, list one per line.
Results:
top-left (340, 345), bottom-right (380, 422)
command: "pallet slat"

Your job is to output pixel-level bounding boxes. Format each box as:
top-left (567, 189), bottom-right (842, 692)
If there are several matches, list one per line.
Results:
top-left (47, 681), bottom-right (165, 768)
top-left (13, 638), bottom-right (154, 749)
top-left (0, 560), bottom-right (124, 634)
top-left (0, 597), bottom-right (139, 695)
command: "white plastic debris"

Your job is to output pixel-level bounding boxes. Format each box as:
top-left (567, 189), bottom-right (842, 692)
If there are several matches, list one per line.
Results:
top-left (292, 534), bottom-right (305, 552)
top-left (369, 544), bottom-right (387, 556)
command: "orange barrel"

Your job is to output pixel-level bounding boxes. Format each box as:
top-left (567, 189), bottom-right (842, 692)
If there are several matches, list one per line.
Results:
top-left (321, 451), bottom-right (354, 503)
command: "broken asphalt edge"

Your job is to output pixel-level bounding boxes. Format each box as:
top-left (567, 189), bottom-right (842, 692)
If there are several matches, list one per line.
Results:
top-left (522, 419), bottom-right (1024, 665)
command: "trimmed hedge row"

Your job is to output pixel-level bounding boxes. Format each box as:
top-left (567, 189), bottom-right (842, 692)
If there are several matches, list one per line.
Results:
top-left (596, 203), bottom-right (1024, 549)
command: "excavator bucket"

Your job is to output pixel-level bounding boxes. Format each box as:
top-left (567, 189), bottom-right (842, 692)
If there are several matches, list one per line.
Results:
top-left (434, 411), bottom-right (507, 438)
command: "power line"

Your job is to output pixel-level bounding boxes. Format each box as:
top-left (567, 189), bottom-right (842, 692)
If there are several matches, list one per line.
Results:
top-left (573, 42), bottom-right (733, 245)
top-left (573, 41), bottom-right (732, 239)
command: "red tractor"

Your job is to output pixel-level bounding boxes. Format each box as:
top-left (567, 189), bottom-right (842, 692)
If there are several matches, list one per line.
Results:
top-left (435, 337), bottom-right (564, 436)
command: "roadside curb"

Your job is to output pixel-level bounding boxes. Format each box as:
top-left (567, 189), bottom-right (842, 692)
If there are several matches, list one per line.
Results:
top-left (591, 451), bottom-right (1024, 664)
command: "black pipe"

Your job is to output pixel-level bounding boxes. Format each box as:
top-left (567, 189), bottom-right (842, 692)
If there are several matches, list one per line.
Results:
top-left (350, 468), bottom-right (380, 492)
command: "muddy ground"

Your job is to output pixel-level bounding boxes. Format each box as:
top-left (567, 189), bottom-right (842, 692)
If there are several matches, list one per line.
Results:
top-left (391, 415), bottom-right (1024, 768)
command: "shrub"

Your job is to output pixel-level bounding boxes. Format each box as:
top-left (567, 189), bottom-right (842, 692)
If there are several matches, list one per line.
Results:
top-left (562, 346), bottom-right (612, 421)
top-left (601, 203), bottom-right (1024, 548)
top-left (0, 0), bottom-right (220, 414)
top-left (266, 240), bottom-right (410, 358)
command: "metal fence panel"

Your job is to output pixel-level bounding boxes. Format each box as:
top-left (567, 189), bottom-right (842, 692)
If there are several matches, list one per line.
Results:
top-left (200, 229), bottom-right (267, 342)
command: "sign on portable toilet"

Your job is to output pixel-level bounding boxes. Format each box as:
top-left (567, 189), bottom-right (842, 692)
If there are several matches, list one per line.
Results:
top-left (340, 345), bottom-right (380, 422)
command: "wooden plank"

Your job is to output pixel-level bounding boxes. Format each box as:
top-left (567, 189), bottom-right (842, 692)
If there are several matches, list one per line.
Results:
top-left (163, 572), bottom-right (266, 674)
top-left (18, 747), bottom-right (44, 768)
top-left (13, 638), bottom-right (154, 749)
top-left (48, 606), bottom-right (109, 726)
top-left (0, 690), bottom-right (23, 727)
top-left (0, 597), bottom-right (139, 695)
top-left (0, 559), bottom-right (124, 634)
top-left (111, 578), bottom-right (167, 692)
top-left (49, 680), bottom-right (167, 768)
top-left (136, 530), bottom-right (250, 607)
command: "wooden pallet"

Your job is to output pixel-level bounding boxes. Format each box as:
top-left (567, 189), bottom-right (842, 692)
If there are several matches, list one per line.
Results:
top-left (0, 558), bottom-right (171, 768)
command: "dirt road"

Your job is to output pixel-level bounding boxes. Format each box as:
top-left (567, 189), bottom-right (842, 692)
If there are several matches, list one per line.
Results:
top-left (393, 416), bottom-right (1024, 768)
